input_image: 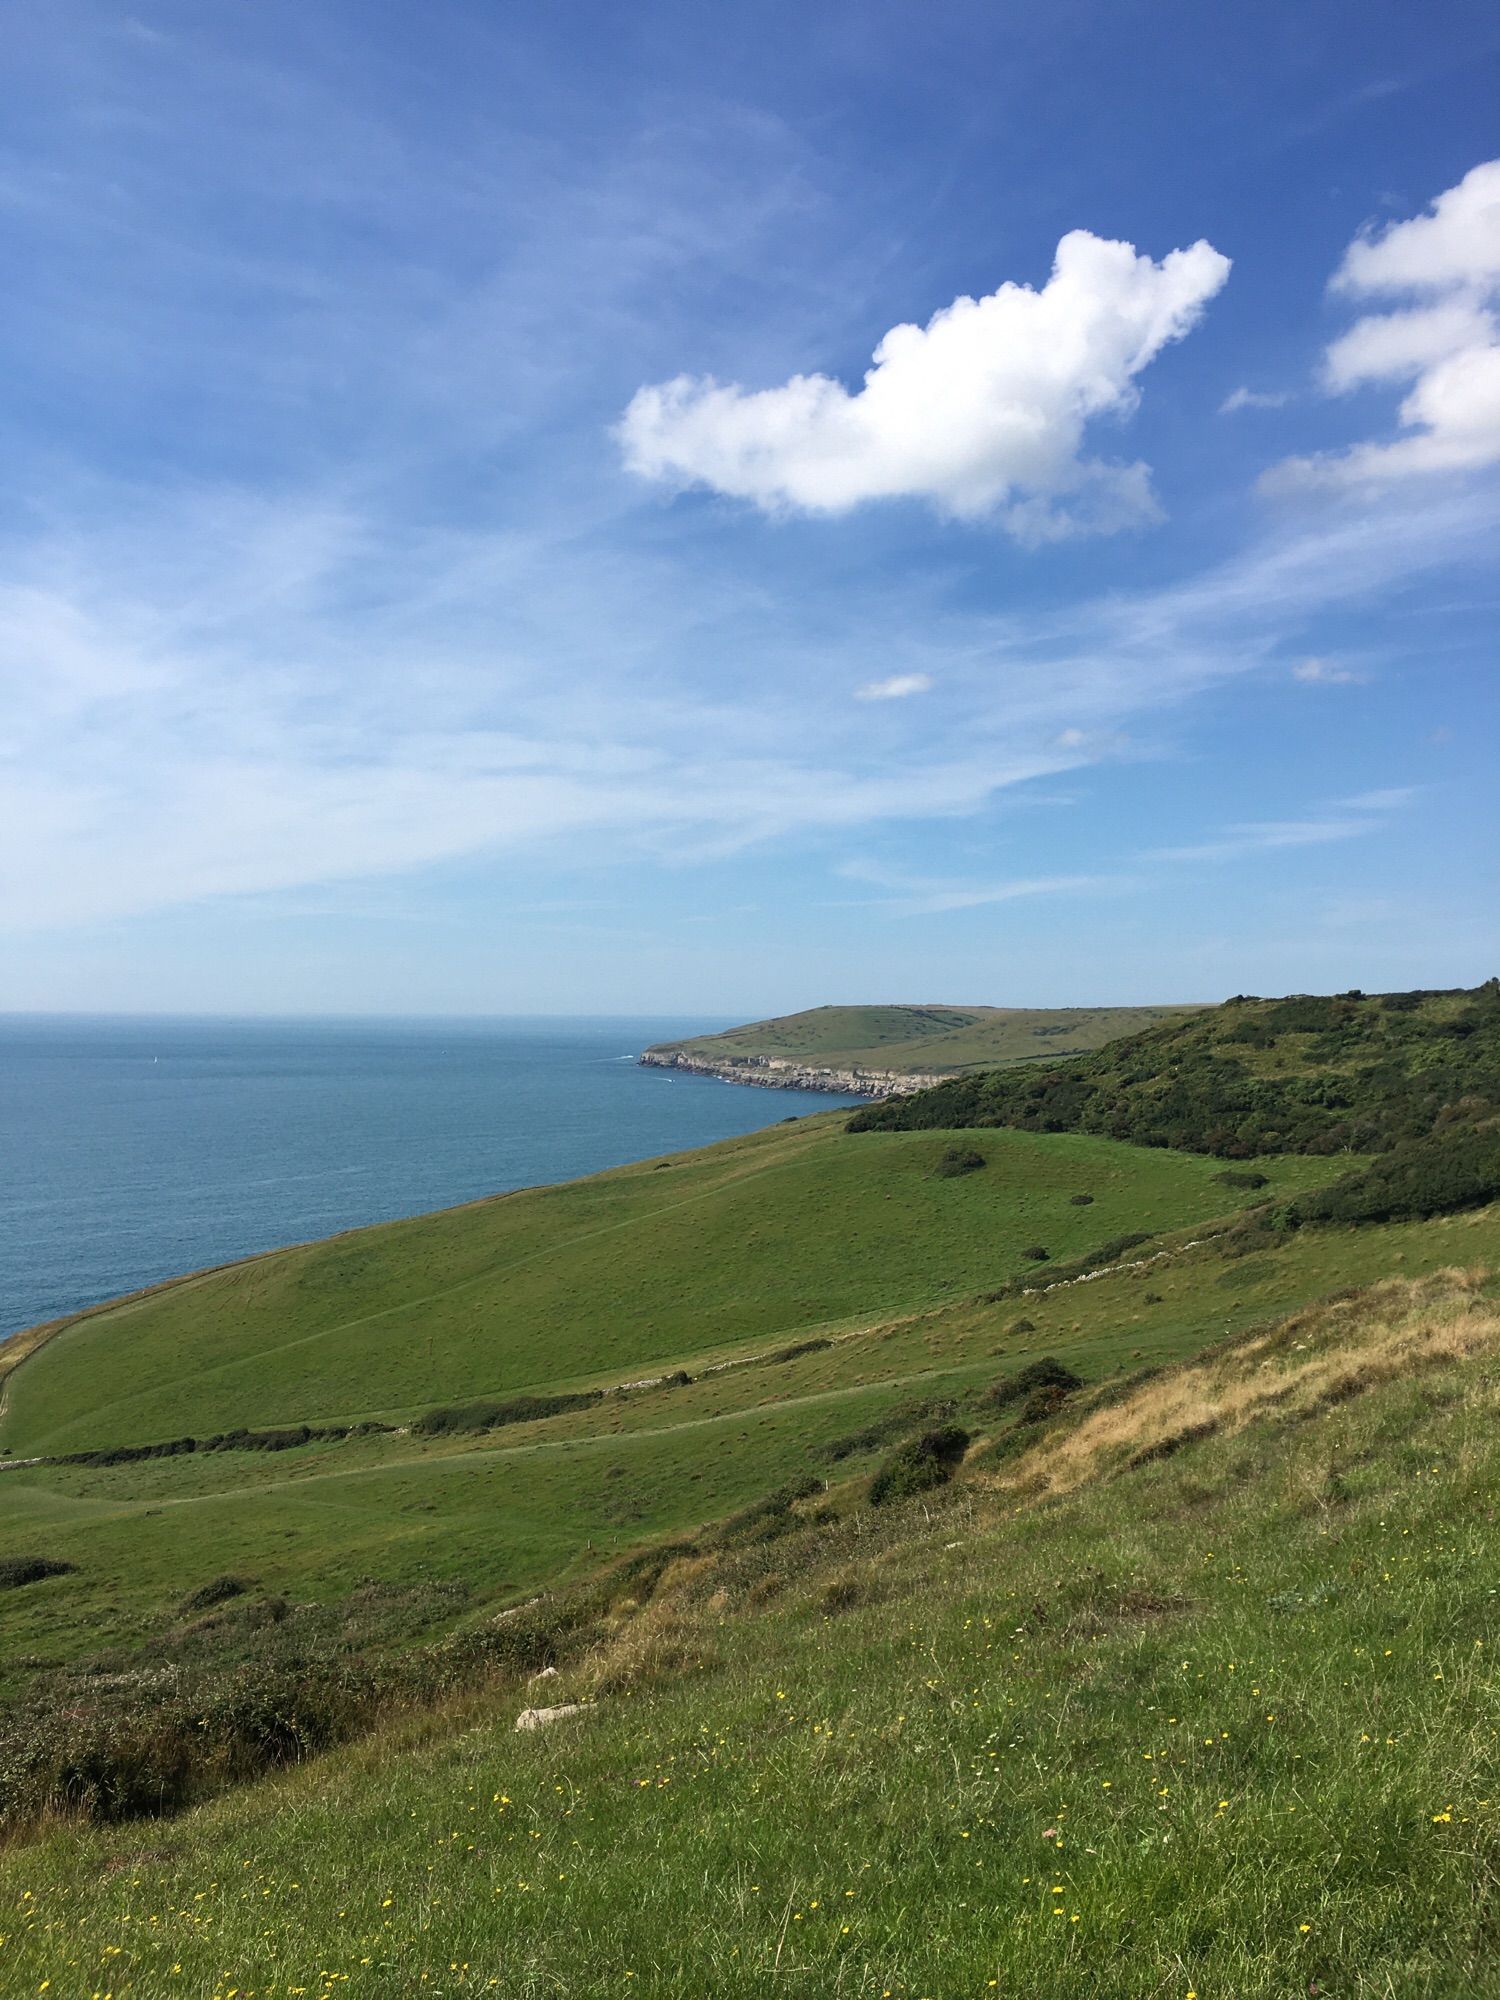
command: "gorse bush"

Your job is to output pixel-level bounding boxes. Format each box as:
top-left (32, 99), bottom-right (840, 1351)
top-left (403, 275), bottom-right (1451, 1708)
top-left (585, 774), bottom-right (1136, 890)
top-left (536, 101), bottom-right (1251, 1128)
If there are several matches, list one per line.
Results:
top-left (178, 1575), bottom-right (250, 1615)
top-left (0, 1554), bottom-right (75, 1591)
top-left (983, 1357), bottom-right (1083, 1410)
top-left (933, 1146), bottom-right (986, 1179)
top-left (413, 1390), bottom-right (603, 1437)
top-left (868, 1425), bottom-right (969, 1507)
top-left (1282, 1126), bottom-right (1500, 1229)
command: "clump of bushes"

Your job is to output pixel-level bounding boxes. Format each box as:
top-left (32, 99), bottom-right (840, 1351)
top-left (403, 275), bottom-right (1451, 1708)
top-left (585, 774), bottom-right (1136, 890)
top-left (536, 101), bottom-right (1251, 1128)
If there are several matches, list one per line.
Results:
top-left (1021, 1245), bottom-right (1050, 1262)
top-left (0, 1555), bottom-right (75, 1591)
top-left (933, 1146), bottom-right (986, 1179)
top-left (178, 1575), bottom-right (249, 1615)
top-left (413, 1389), bottom-right (603, 1437)
top-left (710, 1476), bottom-right (822, 1548)
top-left (56, 1418), bottom-right (395, 1470)
top-left (821, 1398), bottom-right (956, 1463)
top-left (984, 1357), bottom-right (1083, 1411)
top-left (768, 1338), bottom-right (833, 1365)
top-left (868, 1426), bottom-right (969, 1507)
top-left (1213, 1169), bottom-right (1269, 1190)
top-left (1282, 1128), bottom-right (1500, 1229)
top-left (1007, 1318), bottom-right (1035, 1335)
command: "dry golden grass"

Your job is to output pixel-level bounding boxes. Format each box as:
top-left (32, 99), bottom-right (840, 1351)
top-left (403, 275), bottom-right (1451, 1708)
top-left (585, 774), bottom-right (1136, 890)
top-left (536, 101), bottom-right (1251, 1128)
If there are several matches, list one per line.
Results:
top-left (990, 1265), bottom-right (1497, 1499)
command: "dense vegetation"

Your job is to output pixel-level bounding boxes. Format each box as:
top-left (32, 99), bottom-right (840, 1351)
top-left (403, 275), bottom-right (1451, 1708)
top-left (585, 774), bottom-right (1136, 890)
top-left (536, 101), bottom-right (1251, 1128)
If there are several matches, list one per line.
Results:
top-left (850, 981), bottom-right (1500, 1159)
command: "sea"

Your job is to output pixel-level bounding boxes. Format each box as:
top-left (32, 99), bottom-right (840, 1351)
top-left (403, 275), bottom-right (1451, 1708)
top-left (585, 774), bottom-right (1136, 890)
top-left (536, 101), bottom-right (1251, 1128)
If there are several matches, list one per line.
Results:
top-left (0, 1015), bottom-right (861, 1341)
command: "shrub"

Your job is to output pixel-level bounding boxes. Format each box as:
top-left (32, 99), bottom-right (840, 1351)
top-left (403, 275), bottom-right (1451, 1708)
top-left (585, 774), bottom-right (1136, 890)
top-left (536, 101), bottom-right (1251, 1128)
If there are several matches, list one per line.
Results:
top-left (984, 1357), bottom-right (1083, 1410)
top-left (1020, 1245), bottom-right (1050, 1262)
top-left (1283, 1128), bottom-right (1500, 1229)
top-left (1213, 1169), bottom-right (1269, 1190)
top-left (933, 1146), bottom-right (985, 1179)
top-left (178, 1575), bottom-right (250, 1615)
top-left (413, 1390), bottom-right (603, 1437)
top-left (1069, 1192), bottom-right (1094, 1205)
top-left (0, 1555), bottom-right (75, 1591)
top-left (868, 1426), bottom-right (969, 1507)
top-left (821, 1399), bottom-right (956, 1463)
top-left (1007, 1318), bottom-right (1035, 1335)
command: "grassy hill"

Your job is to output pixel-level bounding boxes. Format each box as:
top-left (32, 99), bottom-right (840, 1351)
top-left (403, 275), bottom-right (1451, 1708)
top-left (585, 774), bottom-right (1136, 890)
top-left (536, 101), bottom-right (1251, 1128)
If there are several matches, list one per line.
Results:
top-left (644, 1001), bottom-right (1203, 1076)
top-left (0, 1257), bottom-right (1495, 1996)
top-left (850, 981), bottom-right (1500, 1156)
top-left (2, 982), bottom-right (1498, 1993)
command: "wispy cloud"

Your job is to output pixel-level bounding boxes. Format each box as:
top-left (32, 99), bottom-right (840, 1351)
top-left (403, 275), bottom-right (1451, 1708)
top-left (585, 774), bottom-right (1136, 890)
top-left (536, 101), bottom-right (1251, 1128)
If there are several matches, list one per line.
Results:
top-left (1146, 788), bottom-right (1413, 864)
top-left (855, 673), bottom-right (933, 701)
top-left (835, 859), bottom-right (1123, 918)
top-left (1220, 385), bottom-right (1291, 414)
top-left (1291, 656), bottom-right (1364, 684)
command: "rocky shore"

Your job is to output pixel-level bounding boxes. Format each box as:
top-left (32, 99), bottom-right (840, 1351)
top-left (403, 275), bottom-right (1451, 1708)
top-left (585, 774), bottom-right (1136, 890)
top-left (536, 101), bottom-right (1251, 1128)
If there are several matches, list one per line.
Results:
top-left (638, 1048), bottom-right (944, 1099)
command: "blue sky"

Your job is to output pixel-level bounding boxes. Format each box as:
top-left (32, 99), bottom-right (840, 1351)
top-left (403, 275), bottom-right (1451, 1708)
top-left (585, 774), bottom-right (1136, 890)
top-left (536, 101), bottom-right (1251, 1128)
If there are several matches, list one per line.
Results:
top-left (2, 0), bottom-right (1497, 1014)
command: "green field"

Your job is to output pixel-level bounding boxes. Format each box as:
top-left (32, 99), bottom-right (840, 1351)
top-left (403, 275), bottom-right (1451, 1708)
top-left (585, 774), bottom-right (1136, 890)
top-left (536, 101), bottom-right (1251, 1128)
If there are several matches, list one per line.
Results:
top-left (1, 1255), bottom-right (1495, 1997)
top-left (644, 1001), bottom-right (1202, 1075)
top-left (0, 1118), bottom-right (1350, 1686)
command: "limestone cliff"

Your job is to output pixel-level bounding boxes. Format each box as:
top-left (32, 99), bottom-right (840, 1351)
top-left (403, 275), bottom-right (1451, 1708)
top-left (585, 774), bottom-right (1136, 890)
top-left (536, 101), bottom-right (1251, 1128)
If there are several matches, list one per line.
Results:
top-left (638, 1048), bottom-right (942, 1099)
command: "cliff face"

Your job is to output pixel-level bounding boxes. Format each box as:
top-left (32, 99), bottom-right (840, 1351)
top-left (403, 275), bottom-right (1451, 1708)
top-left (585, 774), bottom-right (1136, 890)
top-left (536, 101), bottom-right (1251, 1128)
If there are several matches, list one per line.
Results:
top-left (638, 1048), bottom-right (943, 1100)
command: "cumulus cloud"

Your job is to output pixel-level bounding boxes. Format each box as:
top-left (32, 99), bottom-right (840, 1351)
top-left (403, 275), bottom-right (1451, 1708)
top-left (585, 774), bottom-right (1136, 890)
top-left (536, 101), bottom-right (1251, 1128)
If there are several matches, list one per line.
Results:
top-left (1220, 386), bottom-right (1290, 414)
top-left (1267, 159), bottom-right (1500, 489)
top-left (855, 672), bottom-right (932, 701)
top-left (618, 229), bottom-right (1230, 534)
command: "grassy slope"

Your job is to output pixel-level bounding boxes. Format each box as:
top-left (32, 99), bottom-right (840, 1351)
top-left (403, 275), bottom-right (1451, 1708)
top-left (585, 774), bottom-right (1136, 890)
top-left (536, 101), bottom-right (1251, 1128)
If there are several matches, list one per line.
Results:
top-left (0, 1120), bottom-right (1352, 1686)
top-left (2, 1264), bottom-right (1494, 1998)
top-left (645, 1002), bottom-right (1202, 1075)
top-left (2, 1143), bottom-right (1494, 1700)
top-left (0, 1115), bottom-right (1309, 1457)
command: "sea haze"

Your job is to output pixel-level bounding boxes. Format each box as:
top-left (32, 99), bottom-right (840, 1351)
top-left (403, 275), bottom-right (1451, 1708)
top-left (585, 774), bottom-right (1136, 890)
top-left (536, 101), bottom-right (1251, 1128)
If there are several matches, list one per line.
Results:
top-left (0, 1015), bottom-right (859, 1340)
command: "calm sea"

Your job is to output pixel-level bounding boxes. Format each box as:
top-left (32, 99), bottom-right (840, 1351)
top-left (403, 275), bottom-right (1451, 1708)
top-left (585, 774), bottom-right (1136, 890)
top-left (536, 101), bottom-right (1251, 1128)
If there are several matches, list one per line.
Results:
top-left (0, 1016), bottom-right (860, 1340)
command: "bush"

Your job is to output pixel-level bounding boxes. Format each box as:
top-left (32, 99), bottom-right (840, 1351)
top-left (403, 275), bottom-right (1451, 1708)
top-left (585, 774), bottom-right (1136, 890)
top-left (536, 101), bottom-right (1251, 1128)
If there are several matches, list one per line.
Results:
top-left (178, 1575), bottom-right (250, 1615)
top-left (0, 1555), bottom-right (75, 1591)
top-left (1007, 1318), bottom-right (1035, 1336)
top-left (984, 1357), bottom-right (1083, 1410)
top-left (1283, 1128), bottom-right (1500, 1229)
top-left (413, 1390), bottom-right (602, 1437)
top-left (933, 1146), bottom-right (986, 1179)
top-left (1069, 1192), bottom-right (1094, 1205)
top-left (821, 1398), bottom-right (956, 1463)
top-left (1020, 1245), bottom-right (1050, 1262)
top-left (868, 1426), bottom-right (969, 1507)
top-left (1213, 1169), bottom-right (1269, 1190)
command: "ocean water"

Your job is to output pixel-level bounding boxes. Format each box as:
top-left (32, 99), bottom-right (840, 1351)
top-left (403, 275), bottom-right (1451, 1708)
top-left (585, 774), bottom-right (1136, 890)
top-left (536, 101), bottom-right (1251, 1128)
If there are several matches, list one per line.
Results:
top-left (0, 1016), bottom-right (861, 1340)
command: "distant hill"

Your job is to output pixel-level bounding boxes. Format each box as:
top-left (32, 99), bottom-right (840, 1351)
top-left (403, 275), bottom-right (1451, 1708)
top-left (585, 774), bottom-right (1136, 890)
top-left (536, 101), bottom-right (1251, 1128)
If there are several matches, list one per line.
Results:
top-left (851, 981), bottom-right (1500, 1165)
top-left (643, 1001), bottom-right (1203, 1085)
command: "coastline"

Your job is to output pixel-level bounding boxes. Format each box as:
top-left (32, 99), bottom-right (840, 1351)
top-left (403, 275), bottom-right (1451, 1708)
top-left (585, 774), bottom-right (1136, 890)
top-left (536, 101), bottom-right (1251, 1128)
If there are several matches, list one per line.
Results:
top-left (639, 1047), bottom-right (942, 1100)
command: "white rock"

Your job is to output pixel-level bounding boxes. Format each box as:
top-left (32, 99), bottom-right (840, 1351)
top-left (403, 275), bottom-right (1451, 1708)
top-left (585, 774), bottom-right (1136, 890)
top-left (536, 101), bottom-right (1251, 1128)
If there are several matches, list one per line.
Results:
top-left (514, 1702), bottom-right (587, 1732)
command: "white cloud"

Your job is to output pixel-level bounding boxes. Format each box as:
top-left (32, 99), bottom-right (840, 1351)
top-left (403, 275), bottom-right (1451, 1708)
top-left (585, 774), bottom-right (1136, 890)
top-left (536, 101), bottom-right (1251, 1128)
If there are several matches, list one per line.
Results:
top-left (1220, 386), bottom-right (1291, 413)
top-left (837, 858), bottom-right (1120, 917)
top-left (1267, 159), bottom-right (1500, 489)
top-left (854, 672), bottom-right (932, 701)
top-left (1291, 656), bottom-right (1361, 684)
top-left (618, 228), bottom-right (1230, 533)
top-left (1333, 160), bottom-right (1500, 297)
top-left (1148, 788), bottom-right (1411, 864)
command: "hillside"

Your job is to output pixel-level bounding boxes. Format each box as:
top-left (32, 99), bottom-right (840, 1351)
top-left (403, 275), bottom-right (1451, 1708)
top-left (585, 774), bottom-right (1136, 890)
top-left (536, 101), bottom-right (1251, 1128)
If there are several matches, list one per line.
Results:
top-left (641, 1001), bottom-right (1202, 1088)
top-left (0, 1257), bottom-right (1495, 1995)
top-left (2, 982), bottom-right (1499, 1992)
top-left (851, 981), bottom-right (1500, 1159)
